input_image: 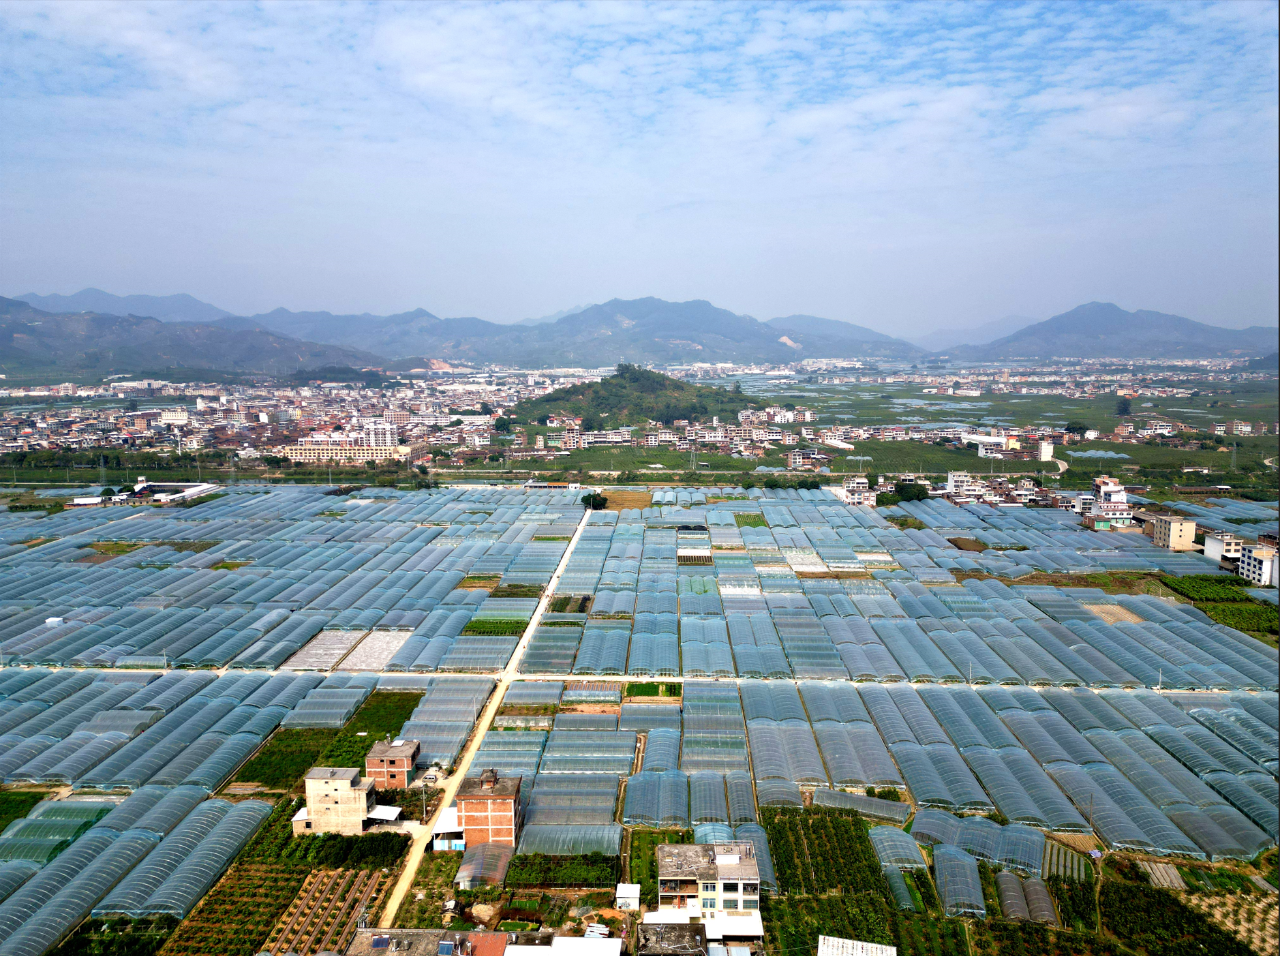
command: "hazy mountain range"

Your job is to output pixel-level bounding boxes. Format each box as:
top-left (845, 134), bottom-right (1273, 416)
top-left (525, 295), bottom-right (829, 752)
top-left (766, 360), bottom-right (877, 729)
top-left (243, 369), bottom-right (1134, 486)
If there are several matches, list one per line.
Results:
top-left (5, 288), bottom-right (1276, 376)
top-left (0, 297), bottom-right (376, 378)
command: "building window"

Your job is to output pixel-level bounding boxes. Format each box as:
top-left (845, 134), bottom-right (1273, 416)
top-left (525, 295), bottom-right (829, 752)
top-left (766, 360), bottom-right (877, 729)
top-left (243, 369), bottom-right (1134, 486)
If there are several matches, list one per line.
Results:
top-left (701, 883), bottom-right (717, 893)
top-left (743, 898), bottom-right (759, 910)
top-left (722, 883), bottom-right (738, 893)
top-left (743, 883), bottom-right (758, 895)
top-left (701, 899), bottom-right (716, 909)
top-left (722, 899), bottom-right (738, 910)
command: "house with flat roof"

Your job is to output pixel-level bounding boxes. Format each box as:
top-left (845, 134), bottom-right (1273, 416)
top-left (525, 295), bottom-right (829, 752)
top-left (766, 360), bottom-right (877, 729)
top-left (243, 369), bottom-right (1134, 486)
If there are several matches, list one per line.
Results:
top-left (366, 738), bottom-right (420, 789)
top-left (292, 767), bottom-right (401, 835)
top-left (455, 769), bottom-right (523, 847)
top-left (656, 842), bottom-right (760, 920)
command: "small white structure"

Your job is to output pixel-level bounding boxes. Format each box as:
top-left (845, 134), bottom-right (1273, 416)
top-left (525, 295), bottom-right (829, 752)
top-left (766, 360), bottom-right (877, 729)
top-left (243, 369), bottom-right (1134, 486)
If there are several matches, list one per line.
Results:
top-left (615, 883), bottom-right (641, 911)
top-left (1204, 532), bottom-right (1244, 566)
top-left (431, 803), bottom-right (466, 851)
top-left (818, 936), bottom-right (898, 956)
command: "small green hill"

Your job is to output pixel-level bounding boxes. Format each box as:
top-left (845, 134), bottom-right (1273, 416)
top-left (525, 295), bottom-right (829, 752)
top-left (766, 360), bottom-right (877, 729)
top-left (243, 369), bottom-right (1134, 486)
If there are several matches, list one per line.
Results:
top-left (511, 364), bottom-right (752, 429)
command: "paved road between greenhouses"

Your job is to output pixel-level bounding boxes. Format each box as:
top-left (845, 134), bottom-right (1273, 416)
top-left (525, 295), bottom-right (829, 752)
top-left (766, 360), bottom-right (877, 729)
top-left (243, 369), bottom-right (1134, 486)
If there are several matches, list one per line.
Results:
top-left (381, 508), bottom-right (592, 928)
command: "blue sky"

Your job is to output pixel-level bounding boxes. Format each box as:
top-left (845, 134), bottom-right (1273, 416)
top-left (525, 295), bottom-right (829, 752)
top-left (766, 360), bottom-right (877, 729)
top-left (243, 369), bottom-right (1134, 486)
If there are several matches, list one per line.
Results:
top-left (1, 1), bottom-right (1276, 332)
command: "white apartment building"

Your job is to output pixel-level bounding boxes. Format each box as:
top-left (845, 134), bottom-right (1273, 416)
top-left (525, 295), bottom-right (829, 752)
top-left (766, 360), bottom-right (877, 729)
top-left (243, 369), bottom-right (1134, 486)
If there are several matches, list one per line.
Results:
top-left (285, 422), bottom-right (426, 463)
top-left (1239, 545), bottom-right (1276, 587)
top-left (946, 472), bottom-right (986, 497)
top-left (840, 474), bottom-right (876, 507)
top-left (1090, 475), bottom-right (1132, 526)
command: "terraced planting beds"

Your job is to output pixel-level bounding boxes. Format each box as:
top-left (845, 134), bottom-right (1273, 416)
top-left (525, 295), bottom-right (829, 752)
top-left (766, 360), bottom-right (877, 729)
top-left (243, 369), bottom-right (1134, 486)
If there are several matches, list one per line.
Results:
top-left (263, 868), bottom-right (386, 955)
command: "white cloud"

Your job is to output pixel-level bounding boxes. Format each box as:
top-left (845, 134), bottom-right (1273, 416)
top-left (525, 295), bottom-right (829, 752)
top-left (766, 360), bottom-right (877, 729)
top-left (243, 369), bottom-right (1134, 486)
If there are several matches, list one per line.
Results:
top-left (0, 0), bottom-right (1275, 330)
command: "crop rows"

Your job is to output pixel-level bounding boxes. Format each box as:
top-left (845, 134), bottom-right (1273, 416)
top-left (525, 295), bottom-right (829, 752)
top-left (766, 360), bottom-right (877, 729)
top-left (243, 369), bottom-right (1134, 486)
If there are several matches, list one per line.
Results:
top-left (505, 852), bottom-right (620, 888)
top-left (760, 806), bottom-right (886, 897)
top-left (159, 863), bottom-right (309, 956)
top-left (1160, 576), bottom-right (1253, 603)
top-left (1099, 881), bottom-right (1255, 956)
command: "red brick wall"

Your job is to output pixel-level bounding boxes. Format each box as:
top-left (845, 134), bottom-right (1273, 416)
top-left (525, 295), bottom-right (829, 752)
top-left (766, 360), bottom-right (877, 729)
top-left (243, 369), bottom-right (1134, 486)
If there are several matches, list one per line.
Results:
top-left (366, 756), bottom-right (414, 790)
top-left (457, 795), bottom-right (519, 846)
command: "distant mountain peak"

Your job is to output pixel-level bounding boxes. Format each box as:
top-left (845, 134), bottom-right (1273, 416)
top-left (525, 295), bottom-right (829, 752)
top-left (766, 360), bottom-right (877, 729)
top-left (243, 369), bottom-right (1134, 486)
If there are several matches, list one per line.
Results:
top-left (949, 302), bottom-right (1275, 359)
top-left (10, 288), bottom-right (233, 323)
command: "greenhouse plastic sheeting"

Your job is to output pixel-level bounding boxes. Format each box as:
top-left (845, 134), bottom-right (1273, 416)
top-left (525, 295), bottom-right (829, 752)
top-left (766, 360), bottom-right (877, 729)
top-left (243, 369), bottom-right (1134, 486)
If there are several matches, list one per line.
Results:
top-left (869, 826), bottom-right (927, 868)
top-left (883, 864), bottom-right (916, 912)
top-left (0, 828), bottom-right (160, 956)
top-left (0, 829), bottom-right (118, 943)
top-left (810, 789), bottom-right (910, 824)
top-left (516, 824), bottom-right (622, 857)
top-left (694, 823), bottom-right (736, 844)
top-left (539, 731), bottom-right (636, 775)
top-left (0, 862), bottom-right (37, 908)
top-left (455, 842), bottom-right (514, 887)
top-left (93, 801), bottom-right (231, 917)
top-left (725, 771), bottom-right (757, 825)
top-left (135, 800), bottom-right (272, 917)
top-left (1023, 877), bottom-right (1059, 925)
top-left (623, 771), bottom-right (689, 828)
top-left (933, 844), bottom-right (986, 919)
top-left (997, 871), bottom-right (1030, 922)
top-left (689, 772), bottom-right (729, 825)
top-left (620, 704), bottom-right (681, 733)
top-left (733, 824), bottom-right (777, 893)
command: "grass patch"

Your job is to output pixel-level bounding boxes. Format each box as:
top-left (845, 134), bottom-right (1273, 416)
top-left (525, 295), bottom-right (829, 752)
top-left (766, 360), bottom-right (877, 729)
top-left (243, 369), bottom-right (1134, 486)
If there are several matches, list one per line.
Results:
top-left (459, 575), bottom-right (501, 590)
top-left (734, 513), bottom-right (768, 527)
top-left (460, 619), bottom-right (527, 636)
top-left (499, 704), bottom-right (557, 716)
top-left (316, 692), bottom-right (424, 768)
top-left (505, 853), bottom-right (620, 888)
top-left (211, 560), bottom-right (252, 571)
top-left (0, 790), bottom-right (49, 832)
top-left (549, 595), bottom-right (590, 613)
top-left (629, 829), bottom-right (691, 905)
top-left (233, 729), bottom-right (337, 791)
top-left (88, 541), bottom-right (145, 556)
top-left (624, 682), bottom-right (682, 698)
top-left (887, 516), bottom-right (927, 531)
top-left (490, 583), bottom-right (544, 598)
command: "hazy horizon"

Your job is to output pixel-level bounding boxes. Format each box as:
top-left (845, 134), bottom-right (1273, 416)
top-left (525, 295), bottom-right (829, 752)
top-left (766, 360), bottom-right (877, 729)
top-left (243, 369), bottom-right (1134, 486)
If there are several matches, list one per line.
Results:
top-left (3, 2), bottom-right (1277, 336)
